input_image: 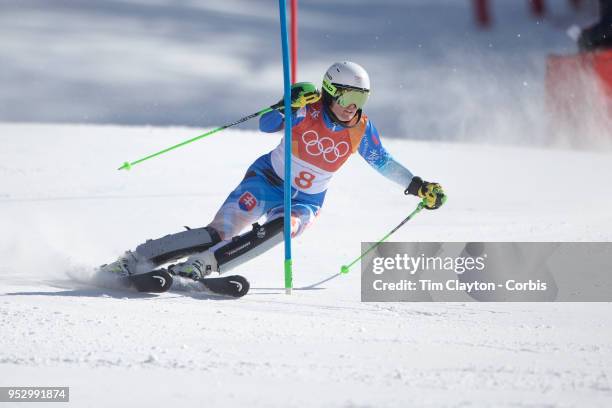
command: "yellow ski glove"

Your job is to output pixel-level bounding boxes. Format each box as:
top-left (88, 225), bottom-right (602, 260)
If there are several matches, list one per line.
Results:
top-left (405, 176), bottom-right (447, 210)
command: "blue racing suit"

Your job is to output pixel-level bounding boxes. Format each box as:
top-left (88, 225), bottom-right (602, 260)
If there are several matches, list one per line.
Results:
top-left (207, 102), bottom-right (414, 240)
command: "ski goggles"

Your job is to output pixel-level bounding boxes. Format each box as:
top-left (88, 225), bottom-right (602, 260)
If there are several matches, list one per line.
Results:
top-left (323, 78), bottom-right (370, 109)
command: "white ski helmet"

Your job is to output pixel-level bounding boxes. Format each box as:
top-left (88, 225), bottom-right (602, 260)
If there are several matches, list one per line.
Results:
top-left (323, 61), bottom-right (370, 93)
top-left (322, 61), bottom-right (370, 109)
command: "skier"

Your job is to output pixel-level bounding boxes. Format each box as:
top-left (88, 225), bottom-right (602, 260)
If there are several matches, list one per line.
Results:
top-left (100, 61), bottom-right (446, 281)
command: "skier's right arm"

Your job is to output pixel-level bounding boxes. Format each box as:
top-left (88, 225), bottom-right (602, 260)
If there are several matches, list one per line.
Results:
top-left (259, 106), bottom-right (308, 133)
top-left (259, 110), bottom-right (285, 133)
top-left (259, 82), bottom-right (320, 133)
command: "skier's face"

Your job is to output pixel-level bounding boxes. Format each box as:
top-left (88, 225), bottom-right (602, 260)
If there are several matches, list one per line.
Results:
top-left (330, 99), bottom-right (358, 122)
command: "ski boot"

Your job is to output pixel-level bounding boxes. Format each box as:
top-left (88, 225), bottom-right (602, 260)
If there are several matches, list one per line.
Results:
top-left (98, 251), bottom-right (139, 277)
top-left (168, 251), bottom-right (218, 280)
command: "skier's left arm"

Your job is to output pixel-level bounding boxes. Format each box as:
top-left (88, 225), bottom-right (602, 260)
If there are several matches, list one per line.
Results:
top-left (358, 122), bottom-right (446, 210)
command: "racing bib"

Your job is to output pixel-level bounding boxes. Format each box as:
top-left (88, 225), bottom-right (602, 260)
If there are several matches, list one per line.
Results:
top-left (270, 102), bottom-right (368, 194)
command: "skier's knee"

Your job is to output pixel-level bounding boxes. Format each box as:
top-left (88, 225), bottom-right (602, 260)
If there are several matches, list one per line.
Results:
top-left (266, 206), bottom-right (317, 238)
top-left (290, 215), bottom-right (306, 237)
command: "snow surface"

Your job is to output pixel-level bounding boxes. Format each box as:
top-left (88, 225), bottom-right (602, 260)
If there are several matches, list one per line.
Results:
top-left (2, 0), bottom-right (612, 406)
top-left (1, 122), bottom-right (611, 407)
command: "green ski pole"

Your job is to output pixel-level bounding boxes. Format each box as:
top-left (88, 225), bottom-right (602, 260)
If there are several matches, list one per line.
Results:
top-left (340, 199), bottom-right (428, 274)
top-left (118, 102), bottom-right (283, 171)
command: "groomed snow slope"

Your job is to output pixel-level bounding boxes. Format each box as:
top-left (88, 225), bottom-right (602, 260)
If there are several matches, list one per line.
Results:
top-left (1, 122), bottom-right (611, 407)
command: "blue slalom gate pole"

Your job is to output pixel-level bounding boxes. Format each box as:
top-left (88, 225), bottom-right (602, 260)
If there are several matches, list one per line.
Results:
top-left (278, 0), bottom-right (293, 295)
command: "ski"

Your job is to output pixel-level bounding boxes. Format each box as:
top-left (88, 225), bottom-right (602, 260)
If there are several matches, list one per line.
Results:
top-left (123, 270), bottom-right (174, 293)
top-left (97, 266), bottom-right (248, 297)
top-left (197, 275), bottom-right (250, 298)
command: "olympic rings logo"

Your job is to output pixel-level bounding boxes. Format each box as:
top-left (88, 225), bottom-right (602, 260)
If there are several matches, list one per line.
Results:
top-left (301, 130), bottom-right (350, 163)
